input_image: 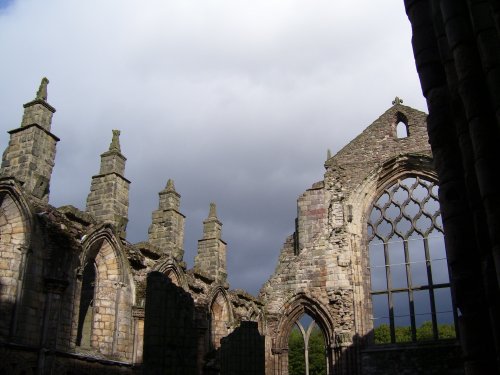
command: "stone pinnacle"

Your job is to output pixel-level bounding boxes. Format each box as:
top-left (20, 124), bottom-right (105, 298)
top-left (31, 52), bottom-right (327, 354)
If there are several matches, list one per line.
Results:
top-left (36, 77), bottom-right (49, 101)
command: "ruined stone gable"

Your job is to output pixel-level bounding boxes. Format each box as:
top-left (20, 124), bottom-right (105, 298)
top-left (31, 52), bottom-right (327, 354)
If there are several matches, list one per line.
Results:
top-left (0, 79), bottom-right (462, 375)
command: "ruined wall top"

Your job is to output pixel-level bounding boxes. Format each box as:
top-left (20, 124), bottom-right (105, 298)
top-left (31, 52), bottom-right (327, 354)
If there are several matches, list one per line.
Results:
top-left (324, 102), bottom-right (430, 191)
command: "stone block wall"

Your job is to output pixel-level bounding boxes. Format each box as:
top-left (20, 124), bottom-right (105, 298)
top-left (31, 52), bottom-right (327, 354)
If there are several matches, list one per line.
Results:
top-left (86, 174), bottom-right (130, 234)
top-left (20, 98), bottom-right (55, 131)
top-left (1, 125), bottom-right (58, 202)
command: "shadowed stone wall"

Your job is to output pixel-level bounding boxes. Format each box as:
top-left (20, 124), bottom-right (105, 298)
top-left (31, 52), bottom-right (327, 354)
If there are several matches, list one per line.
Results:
top-left (220, 321), bottom-right (265, 375)
top-left (405, 0), bottom-right (500, 372)
top-left (143, 271), bottom-right (197, 375)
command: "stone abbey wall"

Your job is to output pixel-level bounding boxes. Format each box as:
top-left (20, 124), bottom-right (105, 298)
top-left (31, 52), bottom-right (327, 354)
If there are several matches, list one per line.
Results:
top-left (0, 80), bottom-right (463, 375)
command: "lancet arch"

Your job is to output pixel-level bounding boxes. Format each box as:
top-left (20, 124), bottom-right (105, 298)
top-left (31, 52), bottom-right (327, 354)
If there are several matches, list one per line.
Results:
top-left (0, 180), bottom-right (32, 338)
top-left (208, 287), bottom-right (233, 350)
top-left (74, 226), bottom-right (134, 359)
top-left (154, 259), bottom-right (187, 290)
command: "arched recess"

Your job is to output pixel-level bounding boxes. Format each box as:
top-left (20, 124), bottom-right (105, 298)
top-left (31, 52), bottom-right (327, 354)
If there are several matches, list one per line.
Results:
top-left (0, 180), bottom-right (32, 339)
top-left (208, 287), bottom-right (233, 350)
top-left (273, 294), bottom-right (334, 375)
top-left (154, 260), bottom-right (187, 290)
top-left (75, 226), bottom-right (134, 359)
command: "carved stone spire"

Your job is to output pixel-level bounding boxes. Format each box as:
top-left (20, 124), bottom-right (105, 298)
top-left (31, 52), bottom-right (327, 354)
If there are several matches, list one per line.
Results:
top-left (99, 130), bottom-right (126, 176)
top-left (166, 178), bottom-right (175, 191)
top-left (109, 129), bottom-right (121, 152)
top-left (36, 77), bottom-right (49, 101)
top-left (208, 202), bottom-right (218, 220)
top-left (20, 77), bottom-right (56, 131)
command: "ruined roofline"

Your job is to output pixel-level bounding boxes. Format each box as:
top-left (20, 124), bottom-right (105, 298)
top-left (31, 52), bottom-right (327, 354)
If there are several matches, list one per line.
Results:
top-left (325, 102), bottom-right (428, 165)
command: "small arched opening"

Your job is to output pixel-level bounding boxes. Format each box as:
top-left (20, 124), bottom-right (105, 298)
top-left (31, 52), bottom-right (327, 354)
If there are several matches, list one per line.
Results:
top-left (396, 121), bottom-right (408, 138)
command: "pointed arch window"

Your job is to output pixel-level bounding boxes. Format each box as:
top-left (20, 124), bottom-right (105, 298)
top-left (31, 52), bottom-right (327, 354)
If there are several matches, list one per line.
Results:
top-left (75, 238), bottom-right (129, 356)
top-left (76, 261), bottom-right (96, 347)
top-left (396, 121), bottom-right (408, 138)
top-left (395, 112), bottom-right (409, 139)
top-left (288, 314), bottom-right (327, 375)
top-left (210, 292), bottom-right (230, 349)
top-left (367, 177), bottom-right (457, 343)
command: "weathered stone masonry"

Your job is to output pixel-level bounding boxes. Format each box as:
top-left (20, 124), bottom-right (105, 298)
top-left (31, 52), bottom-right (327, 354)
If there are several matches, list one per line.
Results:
top-left (0, 78), bottom-right (465, 375)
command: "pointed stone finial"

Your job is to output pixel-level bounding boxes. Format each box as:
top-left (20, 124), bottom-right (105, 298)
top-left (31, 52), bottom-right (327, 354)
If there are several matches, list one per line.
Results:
top-left (165, 179), bottom-right (176, 192)
top-left (36, 77), bottom-right (49, 101)
top-left (327, 149), bottom-right (332, 159)
top-left (109, 130), bottom-right (121, 152)
top-left (208, 202), bottom-right (217, 219)
top-left (392, 97), bottom-right (403, 106)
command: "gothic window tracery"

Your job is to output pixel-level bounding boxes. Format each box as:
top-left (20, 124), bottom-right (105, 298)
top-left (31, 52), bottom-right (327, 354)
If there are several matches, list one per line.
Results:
top-left (367, 176), bottom-right (456, 343)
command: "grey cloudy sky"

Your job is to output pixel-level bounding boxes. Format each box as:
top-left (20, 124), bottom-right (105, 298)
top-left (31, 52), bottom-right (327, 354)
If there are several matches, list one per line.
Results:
top-left (0, 0), bottom-right (427, 295)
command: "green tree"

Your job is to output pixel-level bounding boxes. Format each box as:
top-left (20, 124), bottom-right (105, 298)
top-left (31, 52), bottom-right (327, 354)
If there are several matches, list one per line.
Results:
top-left (374, 324), bottom-right (391, 344)
top-left (437, 323), bottom-right (456, 339)
top-left (395, 325), bottom-right (412, 342)
top-left (288, 325), bottom-right (327, 375)
top-left (374, 322), bottom-right (456, 344)
top-left (416, 321), bottom-right (434, 341)
top-left (308, 326), bottom-right (327, 375)
top-left (288, 327), bottom-right (305, 375)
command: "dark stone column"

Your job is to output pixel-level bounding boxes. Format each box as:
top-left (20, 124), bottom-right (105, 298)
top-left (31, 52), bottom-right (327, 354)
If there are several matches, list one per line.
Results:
top-left (404, 0), bottom-right (500, 373)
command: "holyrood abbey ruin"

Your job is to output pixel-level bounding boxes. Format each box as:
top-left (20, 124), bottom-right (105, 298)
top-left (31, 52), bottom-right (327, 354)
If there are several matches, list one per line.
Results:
top-left (1, 1), bottom-right (500, 374)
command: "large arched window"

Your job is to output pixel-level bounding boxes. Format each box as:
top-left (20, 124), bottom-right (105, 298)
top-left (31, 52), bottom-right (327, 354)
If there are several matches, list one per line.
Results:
top-left (367, 176), bottom-right (456, 343)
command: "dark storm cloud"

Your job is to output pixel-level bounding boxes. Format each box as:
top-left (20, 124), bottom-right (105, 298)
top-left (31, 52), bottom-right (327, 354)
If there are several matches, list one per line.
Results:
top-left (0, 0), bottom-right (427, 295)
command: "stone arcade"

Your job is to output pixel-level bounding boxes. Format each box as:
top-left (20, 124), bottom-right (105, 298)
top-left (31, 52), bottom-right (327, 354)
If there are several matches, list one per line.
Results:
top-left (0, 79), bottom-right (463, 375)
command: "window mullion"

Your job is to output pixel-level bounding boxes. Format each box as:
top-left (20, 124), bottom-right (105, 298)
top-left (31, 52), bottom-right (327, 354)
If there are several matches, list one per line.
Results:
top-left (424, 237), bottom-right (438, 340)
top-left (384, 242), bottom-right (395, 343)
top-left (404, 240), bottom-right (416, 341)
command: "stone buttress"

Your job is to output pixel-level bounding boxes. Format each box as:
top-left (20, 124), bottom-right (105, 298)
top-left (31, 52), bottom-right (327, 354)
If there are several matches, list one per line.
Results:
top-left (194, 203), bottom-right (227, 282)
top-left (148, 179), bottom-right (185, 260)
top-left (85, 130), bottom-right (130, 237)
top-left (0, 78), bottom-right (58, 203)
